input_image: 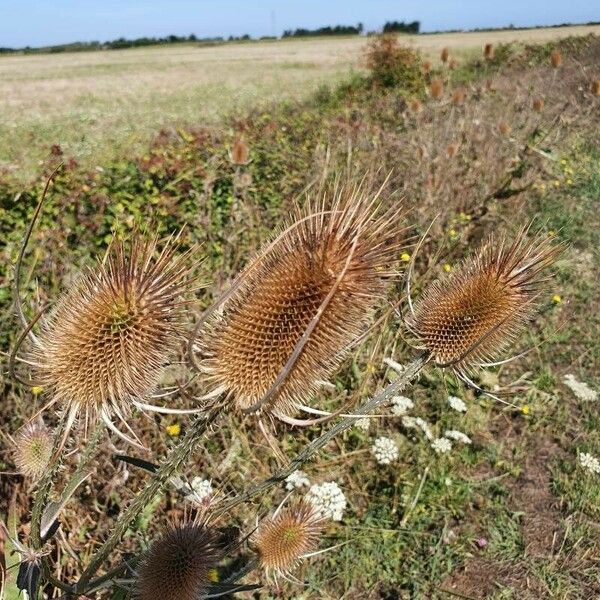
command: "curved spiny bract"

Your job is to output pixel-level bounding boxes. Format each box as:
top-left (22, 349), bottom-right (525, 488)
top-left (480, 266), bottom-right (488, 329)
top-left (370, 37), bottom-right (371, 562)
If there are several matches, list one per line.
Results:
top-left (411, 229), bottom-right (560, 373)
top-left (254, 501), bottom-right (325, 578)
top-left (26, 234), bottom-right (196, 438)
top-left (136, 521), bottom-right (222, 600)
top-left (198, 187), bottom-right (404, 416)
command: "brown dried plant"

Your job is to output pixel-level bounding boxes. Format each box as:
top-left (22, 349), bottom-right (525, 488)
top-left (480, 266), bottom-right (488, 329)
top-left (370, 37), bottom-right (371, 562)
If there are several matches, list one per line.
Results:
top-left (484, 43), bottom-right (495, 60)
top-left (532, 97), bottom-right (545, 113)
top-left (195, 185), bottom-right (404, 418)
top-left (592, 79), bottom-right (600, 96)
top-left (550, 50), bottom-right (563, 68)
top-left (231, 134), bottom-right (250, 165)
top-left (429, 78), bottom-right (444, 100)
top-left (440, 47), bottom-right (449, 63)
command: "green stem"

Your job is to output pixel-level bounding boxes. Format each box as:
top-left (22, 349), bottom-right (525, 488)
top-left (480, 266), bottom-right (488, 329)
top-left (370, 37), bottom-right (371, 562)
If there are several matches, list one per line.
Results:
top-left (212, 354), bottom-right (427, 518)
top-left (75, 403), bottom-right (224, 593)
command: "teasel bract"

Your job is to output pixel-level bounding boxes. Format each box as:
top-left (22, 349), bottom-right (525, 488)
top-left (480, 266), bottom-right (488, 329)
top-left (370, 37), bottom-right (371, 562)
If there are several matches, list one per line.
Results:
top-left (407, 228), bottom-right (560, 387)
top-left (254, 501), bottom-right (325, 581)
top-left (192, 184), bottom-right (405, 421)
top-left (136, 519), bottom-right (223, 600)
top-left (17, 233), bottom-right (198, 447)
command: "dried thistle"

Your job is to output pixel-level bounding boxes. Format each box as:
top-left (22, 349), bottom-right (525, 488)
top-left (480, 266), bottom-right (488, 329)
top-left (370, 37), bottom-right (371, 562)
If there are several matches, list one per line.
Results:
top-left (591, 80), bottom-right (600, 97)
top-left (25, 235), bottom-right (196, 443)
top-left (197, 186), bottom-right (403, 416)
top-left (483, 43), bottom-right (494, 60)
top-left (230, 134), bottom-right (250, 165)
top-left (440, 47), bottom-right (449, 63)
top-left (254, 501), bottom-right (325, 578)
top-left (137, 520), bottom-right (222, 600)
top-left (409, 229), bottom-right (560, 374)
top-left (429, 78), bottom-right (444, 100)
top-left (532, 98), bottom-right (545, 113)
top-left (14, 423), bottom-right (52, 479)
top-left (550, 50), bottom-right (562, 69)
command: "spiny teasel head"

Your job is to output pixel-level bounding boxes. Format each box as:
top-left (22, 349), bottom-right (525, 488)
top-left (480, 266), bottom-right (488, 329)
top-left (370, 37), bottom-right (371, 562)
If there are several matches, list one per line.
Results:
top-left (422, 60), bottom-right (432, 75)
top-left (452, 88), bottom-right (466, 106)
top-left (197, 186), bottom-right (404, 416)
top-left (591, 79), bottom-right (600, 97)
top-left (409, 98), bottom-right (423, 114)
top-left (14, 422), bottom-right (52, 479)
top-left (484, 43), bottom-right (494, 60)
top-left (137, 520), bottom-right (222, 600)
top-left (230, 134), bottom-right (250, 165)
top-left (446, 142), bottom-right (459, 158)
top-left (440, 47), bottom-right (449, 63)
top-left (430, 78), bottom-right (444, 100)
top-left (498, 121), bottom-right (511, 136)
top-left (26, 234), bottom-right (196, 439)
top-left (409, 229), bottom-right (560, 372)
top-left (254, 501), bottom-right (325, 578)
top-left (532, 97), bottom-right (545, 113)
top-left (550, 50), bottom-right (562, 69)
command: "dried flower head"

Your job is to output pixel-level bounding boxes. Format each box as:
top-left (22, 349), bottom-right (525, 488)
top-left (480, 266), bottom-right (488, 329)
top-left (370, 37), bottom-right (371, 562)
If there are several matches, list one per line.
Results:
top-left (430, 78), bottom-right (444, 100)
top-left (532, 98), bottom-right (545, 113)
top-left (409, 229), bottom-right (560, 373)
top-left (498, 121), bottom-right (511, 136)
top-left (137, 521), bottom-right (222, 600)
top-left (27, 235), bottom-right (195, 442)
top-left (451, 88), bottom-right (466, 106)
top-left (230, 134), bottom-right (250, 165)
top-left (440, 47), bottom-right (449, 63)
top-left (14, 423), bottom-right (52, 479)
top-left (591, 79), bottom-right (600, 97)
top-left (409, 98), bottom-right (423, 113)
top-left (254, 502), bottom-right (325, 578)
top-left (550, 50), bottom-right (562, 69)
top-left (197, 187), bottom-right (403, 416)
top-left (446, 142), bottom-right (459, 158)
top-left (483, 43), bottom-right (494, 60)
top-left (422, 60), bottom-right (432, 74)
top-left (448, 57), bottom-right (458, 70)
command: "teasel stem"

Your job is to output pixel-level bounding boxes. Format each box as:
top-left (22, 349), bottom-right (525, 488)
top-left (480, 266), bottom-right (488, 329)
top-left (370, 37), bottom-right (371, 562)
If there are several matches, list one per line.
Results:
top-left (74, 402), bottom-right (224, 593)
top-left (211, 353), bottom-right (428, 518)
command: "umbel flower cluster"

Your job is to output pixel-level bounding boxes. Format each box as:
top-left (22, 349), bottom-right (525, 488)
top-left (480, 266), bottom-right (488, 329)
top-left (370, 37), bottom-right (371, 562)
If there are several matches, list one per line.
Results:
top-left (8, 175), bottom-right (561, 599)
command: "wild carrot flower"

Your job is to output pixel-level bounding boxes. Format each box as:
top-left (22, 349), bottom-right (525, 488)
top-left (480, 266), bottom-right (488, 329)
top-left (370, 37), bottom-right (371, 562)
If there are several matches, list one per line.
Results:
top-left (432, 437), bottom-right (452, 454)
top-left (391, 395), bottom-right (414, 416)
top-left (579, 452), bottom-right (600, 474)
top-left (402, 416), bottom-right (433, 440)
top-left (447, 396), bottom-right (467, 412)
top-left (353, 417), bottom-right (371, 432)
top-left (444, 430), bottom-right (472, 444)
top-left (186, 477), bottom-right (213, 503)
top-left (306, 482), bottom-right (347, 521)
top-left (285, 470), bottom-right (310, 490)
top-left (564, 374), bottom-right (598, 402)
top-left (371, 436), bottom-right (399, 464)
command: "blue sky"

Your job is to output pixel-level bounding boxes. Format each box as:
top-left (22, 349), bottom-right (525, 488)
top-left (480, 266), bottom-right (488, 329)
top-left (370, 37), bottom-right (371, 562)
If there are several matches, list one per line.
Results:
top-left (1, 0), bottom-right (598, 48)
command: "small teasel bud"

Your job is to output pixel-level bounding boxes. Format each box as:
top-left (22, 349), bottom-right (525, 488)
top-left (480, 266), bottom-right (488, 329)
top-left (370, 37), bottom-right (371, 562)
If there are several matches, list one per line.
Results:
top-left (231, 134), bottom-right (250, 165)
top-left (550, 50), bottom-right (562, 69)
top-left (451, 88), bottom-right (466, 106)
top-left (440, 47), bottom-right (449, 63)
top-left (430, 78), bottom-right (444, 100)
top-left (254, 501), bottom-right (325, 578)
top-left (498, 121), bottom-right (511, 136)
top-left (137, 521), bottom-right (223, 600)
top-left (14, 423), bottom-right (52, 479)
top-left (198, 186), bottom-right (404, 416)
top-left (409, 229), bottom-right (561, 371)
top-left (532, 98), bottom-right (544, 113)
top-left (591, 80), bottom-right (600, 97)
top-left (483, 43), bottom-right (494, 60)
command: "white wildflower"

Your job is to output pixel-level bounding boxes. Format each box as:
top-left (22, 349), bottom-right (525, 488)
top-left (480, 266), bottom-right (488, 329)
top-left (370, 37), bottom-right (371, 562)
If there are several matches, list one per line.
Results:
top-left (401, 416), bottom-right (433, 440)
top-left (285, 470), bottom-right (310, 490)
top-left (448, 395), bottom-right (467, 412)
top-left (444, 430), bottom-right (472, 444)
top-left (431, 437), bottom-right (453, 454)
top-left (383, 357), bottom-right (405, 375)
top-left (306, 482), bottom-right (347, 521)
top-left (354, 417), bottom-right (371, 432)
top-left (564, 374), bottom-right (598, 402)
top-left (186, 477), bottom-right (213, 503)
top-left (579, 452), bottom-right (600, 474)
top-left (391, 395), bottom-right (414, 416)
top-left (371, 436), bottom-right (399, 465)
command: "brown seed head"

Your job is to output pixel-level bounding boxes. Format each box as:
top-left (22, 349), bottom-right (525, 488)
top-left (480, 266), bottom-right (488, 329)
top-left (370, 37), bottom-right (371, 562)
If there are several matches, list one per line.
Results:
top-left (550, 50), bottom-right (562, 69)
top-left (14, 423), bottom-right (52, 479)
top-left (429, 78), bottom-right (444, 100)
top-left (452, 88), bottom-right (466, 106)
top-left (409, 98), bottom-right (423, 113)
top-left (591, 79), bottom-right (600, 97)
top-left (440, 47), bottom-right (449, 63)
top-left (448, 57), bottom-right (458, 70)
top-left (198, 188), bottom-right (403, 415)
top-left (410, 230), bottom-right (560, 370)
top-left (422, 60), bottom-right (432, 74)
top-left (254, 502), bottom-right (324, 576)
top-left (484, 43), bottom-right (494, 60)
top-left (29, 235), bottom-right (194, 428)
top-left (446, 142), bottom-right (459, 158)
top-left (532, 98), bottom-right (545, 113)
top-left (498, 121), bottom-right (511, 136)
top-left (137, 521), bottom-right (222, 600)
top-left (231, 134), bottom-right (250, 165)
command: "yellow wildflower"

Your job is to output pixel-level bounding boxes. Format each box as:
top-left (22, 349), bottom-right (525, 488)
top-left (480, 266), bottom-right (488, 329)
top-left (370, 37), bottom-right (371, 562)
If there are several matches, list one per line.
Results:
top-left (521, 405), bottom-right (530, 415)
top-left (31, 386), bottom-right (43, 396)
top-left (166, 423), bottom-right (181, 437)
top-left (552, 294), bottom-right (562, 304)
top-left (443, 263), bottom-right (452, 273)
top-left (400, 252), bottom-right (411, 262)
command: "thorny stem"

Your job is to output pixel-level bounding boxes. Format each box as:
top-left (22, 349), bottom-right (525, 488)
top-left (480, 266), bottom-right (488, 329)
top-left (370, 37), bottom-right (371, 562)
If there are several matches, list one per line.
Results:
top-left (212, 353), bottom-right (428, 518)
top-left (75, 403), bottom-right (224, 593)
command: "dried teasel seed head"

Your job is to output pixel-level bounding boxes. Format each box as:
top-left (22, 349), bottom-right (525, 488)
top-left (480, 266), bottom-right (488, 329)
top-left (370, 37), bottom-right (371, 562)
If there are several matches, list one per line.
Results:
top-left (591, 79), bottom-right (600, 97)
top-left (550, 50), bottom-right (562, 69)
top-left (448, 57), bottom-right (458, 70)
top-left (451, 88), bottom-right (466, 106)
top-left (446, 142), bottom-right (459, 158)
top-left (532, 98), bottom-right (545, 113)
top-left (422, 60), bottom-right (432, 74)
top-left (231, 134), bottom-right (250, 165)
top-left (254, 502), bottom-right (325, 577)
top-left (440, 47), bottom-right (449, 63)
top-left (198, 187), bottom-right (404, 415)
top-left (14, 423), bottom-right (52, 479)
top-left (498, 121), bottom-right (511, 136)
top-left (137, 521), bottom-right (222, 600)
top-left (410, 229), bottom-right (561, 371)
top-left (429, 78), bottom-right (444, 100)
top-left (483, 43), bottom-right (494, 60)
top-left (27, 235), bottom-right (195, 437)
top-left (409, 98), bottom-right (423, 113)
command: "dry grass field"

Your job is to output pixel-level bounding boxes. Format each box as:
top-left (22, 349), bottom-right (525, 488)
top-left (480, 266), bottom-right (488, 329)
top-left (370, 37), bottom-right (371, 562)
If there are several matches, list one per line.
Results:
top-left (1, 24), bottom-right (599, 179)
